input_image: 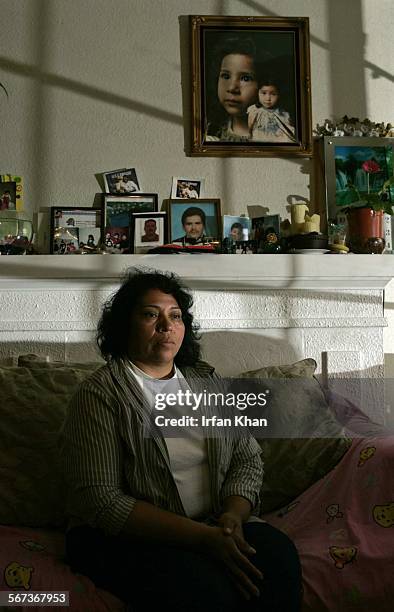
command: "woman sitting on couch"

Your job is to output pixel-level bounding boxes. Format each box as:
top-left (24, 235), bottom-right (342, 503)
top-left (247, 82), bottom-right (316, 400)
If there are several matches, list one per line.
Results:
top-left (61, 268), bottom-right (302, 611)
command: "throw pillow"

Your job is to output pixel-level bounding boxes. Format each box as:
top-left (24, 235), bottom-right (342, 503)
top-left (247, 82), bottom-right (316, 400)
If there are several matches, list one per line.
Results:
top-left (0, 364), bottom-right (96, 528)
top-left (238, 359), bottom-right (352, 513)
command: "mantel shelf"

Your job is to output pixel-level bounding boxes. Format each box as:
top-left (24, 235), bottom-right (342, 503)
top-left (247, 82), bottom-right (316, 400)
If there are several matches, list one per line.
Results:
top-left (0, 254), bottom-right (394, 289)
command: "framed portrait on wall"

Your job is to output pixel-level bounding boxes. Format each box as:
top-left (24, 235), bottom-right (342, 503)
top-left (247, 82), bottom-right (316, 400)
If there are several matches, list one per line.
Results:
top-left (131, 212), bottom-right (167, 254)
top-left (167, 199), bottom-right (222, 244)
top-left (103, 194), bottom-right (158, 253)
top-left (190, 15), bottom-right (312, 157)
top-left (324, 136), bottom-right (394, 222)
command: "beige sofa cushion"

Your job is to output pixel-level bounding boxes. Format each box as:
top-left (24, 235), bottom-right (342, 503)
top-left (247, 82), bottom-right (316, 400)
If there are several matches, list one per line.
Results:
top-left (0, 363), bottom-right (98, 527)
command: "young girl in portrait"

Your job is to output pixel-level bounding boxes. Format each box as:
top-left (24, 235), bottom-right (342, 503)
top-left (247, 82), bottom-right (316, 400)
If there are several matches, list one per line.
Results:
top-left (247, 77), bottom-right (296, 143)
top-left (205, 38), bottom-right (259, 142)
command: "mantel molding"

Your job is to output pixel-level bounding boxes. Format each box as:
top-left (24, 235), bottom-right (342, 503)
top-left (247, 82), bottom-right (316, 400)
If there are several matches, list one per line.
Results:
top-left (0, 254), bottom-right (393, 289)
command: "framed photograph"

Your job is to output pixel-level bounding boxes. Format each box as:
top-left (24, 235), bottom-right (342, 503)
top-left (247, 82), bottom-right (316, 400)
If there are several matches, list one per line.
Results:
top-left (251, 214), bottom-right (281, 241)
top-left (0, 174), bottom-right (23, 211)
top-left (131, 212), bottom-right (167, 254)
top-left (103, 167), bottom-right (141, 195)
top-left (167, 199), bottom-right (222, 244)
top-left (324, 137), bottom-right (394, 222)
top-left (171, 177), bottom-right (205, 199)
top-left (103, 194), bottom-right (158, 253)
top-left (190, 15), bottom-right (312, 157)
top-left (222, 215), bottom-right (251, 241)
top-left (50, 207), bottom-right (102, 254)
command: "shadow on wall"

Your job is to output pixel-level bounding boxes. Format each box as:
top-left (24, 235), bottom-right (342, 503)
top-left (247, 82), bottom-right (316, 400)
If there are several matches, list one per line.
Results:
top-left (200, 330), bottom-right (301, 377)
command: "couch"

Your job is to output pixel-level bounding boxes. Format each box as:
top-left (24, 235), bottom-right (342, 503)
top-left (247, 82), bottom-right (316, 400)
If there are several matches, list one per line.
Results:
top-left (0, 354), bottom-right (392, 611)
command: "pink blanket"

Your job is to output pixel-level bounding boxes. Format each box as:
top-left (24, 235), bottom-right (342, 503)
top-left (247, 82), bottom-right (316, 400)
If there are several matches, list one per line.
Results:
top-left (263, 436), bottom-right (394, 611)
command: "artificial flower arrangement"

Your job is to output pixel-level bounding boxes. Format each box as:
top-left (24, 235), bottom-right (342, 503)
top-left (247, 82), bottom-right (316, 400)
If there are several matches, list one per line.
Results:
top-left (342, 160), bottom-right (394, 214)
top-left (314, 116), bottom-right (394, 138)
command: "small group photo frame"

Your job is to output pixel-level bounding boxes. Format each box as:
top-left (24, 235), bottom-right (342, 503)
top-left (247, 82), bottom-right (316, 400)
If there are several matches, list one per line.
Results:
top-left (50, 207), bottom-right (102, 254)
top-left (0, 174), bottom-right (23, 211)
top-left (103, 193), bottom-right (158, 253)
top-left (167, 198), bottom-right (222, 244)
top-left (190, 15), bottom-right (312, 157)
top-left (170, 177), bottom-right (205, 199)
top-left (103, 167), bottom-right (141, 195)
top-left (131, 212), bottom-right (167, 254)
top-left (222, 215), bottom-right (252, 241)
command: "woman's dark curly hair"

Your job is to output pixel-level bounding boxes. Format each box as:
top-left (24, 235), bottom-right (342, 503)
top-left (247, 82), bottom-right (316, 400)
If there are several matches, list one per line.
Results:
top-left (97, 267), bottom-right (201, 366)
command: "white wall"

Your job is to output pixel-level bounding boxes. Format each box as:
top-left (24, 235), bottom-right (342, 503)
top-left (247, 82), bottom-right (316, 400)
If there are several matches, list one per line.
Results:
top-left (1, 0), bottom-right (392, 221)
top-left (1, 0), bottom-right (394, 363)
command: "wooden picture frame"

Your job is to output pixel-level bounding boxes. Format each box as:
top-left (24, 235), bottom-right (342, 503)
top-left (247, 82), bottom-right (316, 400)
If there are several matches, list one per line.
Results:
top-left (50, 207), bottom-right (102, 254)
top-left (167, 198), bottom-right (222, 244)
top-left (103, 193), bottom-right (158, 253)
top-left (324, 136), bottom-right (394, 222)
top-left (190, 15), bottom-right (312, 157)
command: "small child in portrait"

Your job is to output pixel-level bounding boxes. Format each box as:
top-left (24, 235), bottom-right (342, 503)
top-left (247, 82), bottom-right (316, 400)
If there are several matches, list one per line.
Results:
top-left (247, 76), bottom-right (296, 143)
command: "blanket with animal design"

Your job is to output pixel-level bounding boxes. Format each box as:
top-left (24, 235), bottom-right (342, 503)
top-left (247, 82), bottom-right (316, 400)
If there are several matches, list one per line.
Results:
top-left (262, 435), bottom-right (394, 612)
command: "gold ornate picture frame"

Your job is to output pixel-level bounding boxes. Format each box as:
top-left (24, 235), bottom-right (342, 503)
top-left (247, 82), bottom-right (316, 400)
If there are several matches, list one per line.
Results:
top-left (190, 15), bottom-right (312, 157)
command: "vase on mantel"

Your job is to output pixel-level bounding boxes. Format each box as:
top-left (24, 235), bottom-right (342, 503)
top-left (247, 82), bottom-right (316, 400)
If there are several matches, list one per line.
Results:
top-left (346, 208), bottom-right (385, 254)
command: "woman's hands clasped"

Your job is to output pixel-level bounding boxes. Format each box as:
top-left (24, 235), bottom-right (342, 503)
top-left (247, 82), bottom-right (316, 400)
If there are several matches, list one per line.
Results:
top-left (204, 512), bottom-right (263, 601)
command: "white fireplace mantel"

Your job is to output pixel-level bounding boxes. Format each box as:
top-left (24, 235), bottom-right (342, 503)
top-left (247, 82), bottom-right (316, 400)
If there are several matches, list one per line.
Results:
top-left (0, 253), bottom-right (394, 289)
top-left (0, 254), bottom-right (392, 416)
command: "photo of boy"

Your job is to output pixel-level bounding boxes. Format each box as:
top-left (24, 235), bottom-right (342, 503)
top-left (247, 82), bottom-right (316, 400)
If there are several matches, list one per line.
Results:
top-left (222, 215), bottom-right (251, 241)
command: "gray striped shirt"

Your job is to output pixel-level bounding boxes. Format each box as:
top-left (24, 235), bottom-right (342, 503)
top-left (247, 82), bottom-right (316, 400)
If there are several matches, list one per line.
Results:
top-left (60, 359), bottom-right (263, 536)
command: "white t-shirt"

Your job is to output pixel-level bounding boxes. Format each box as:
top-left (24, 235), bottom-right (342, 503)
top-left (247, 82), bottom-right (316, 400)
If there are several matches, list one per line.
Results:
top-left (125, 360), bottom-right (212, 519)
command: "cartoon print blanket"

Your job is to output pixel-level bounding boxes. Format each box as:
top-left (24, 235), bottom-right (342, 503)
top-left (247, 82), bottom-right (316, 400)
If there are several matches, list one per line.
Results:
top-left (0, 526), bottom-right (124, 611)
top-left (263, 435), bottom-right (394, 612)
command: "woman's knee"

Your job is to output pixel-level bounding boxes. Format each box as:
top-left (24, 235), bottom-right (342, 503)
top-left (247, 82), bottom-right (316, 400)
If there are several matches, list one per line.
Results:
top-left (244, 523), bottom-right (302, 577)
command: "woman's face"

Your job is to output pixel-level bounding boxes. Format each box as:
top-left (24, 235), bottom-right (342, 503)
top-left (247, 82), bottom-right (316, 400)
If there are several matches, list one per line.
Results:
top-left (217, 53), bottom-right (258, 117)
top-left (128, 289), bottom-right (185, 367)
top-left (183, 215), bottom-right (204, 240)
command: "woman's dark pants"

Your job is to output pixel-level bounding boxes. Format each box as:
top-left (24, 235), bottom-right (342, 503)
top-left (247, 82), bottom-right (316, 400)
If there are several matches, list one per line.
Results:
top-left (66, 522), bottom-right (303, 611)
